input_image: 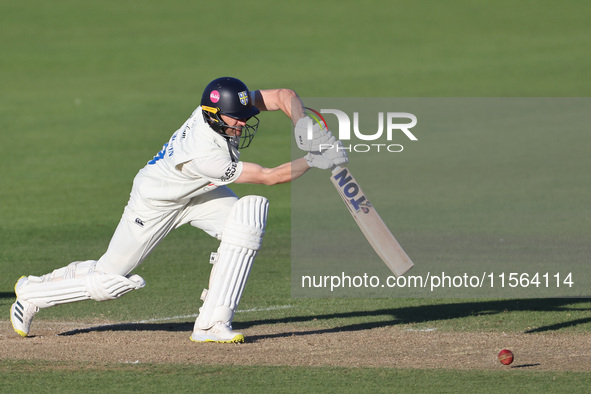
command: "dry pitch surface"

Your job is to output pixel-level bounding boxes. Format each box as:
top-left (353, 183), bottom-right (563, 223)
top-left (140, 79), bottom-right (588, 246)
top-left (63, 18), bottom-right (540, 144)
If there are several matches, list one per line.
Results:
top-left (1, 320), bottom-right (590, 371)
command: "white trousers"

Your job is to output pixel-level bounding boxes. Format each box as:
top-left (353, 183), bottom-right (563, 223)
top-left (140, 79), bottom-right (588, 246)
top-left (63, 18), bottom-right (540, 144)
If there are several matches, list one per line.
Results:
top-left (95, 186), bottom-right (238, 276)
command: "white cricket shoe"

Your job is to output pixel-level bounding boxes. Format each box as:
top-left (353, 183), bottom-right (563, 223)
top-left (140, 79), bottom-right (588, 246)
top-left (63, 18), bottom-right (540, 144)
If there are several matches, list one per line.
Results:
top-left (10, 277), bottom-right (39, 337)
top-left (190, 322), bottom-right (244, 343)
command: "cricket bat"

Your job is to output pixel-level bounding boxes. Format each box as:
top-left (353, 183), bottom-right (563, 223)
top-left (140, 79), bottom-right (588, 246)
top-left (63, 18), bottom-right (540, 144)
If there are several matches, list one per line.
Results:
top-left (330, 166), bottom-right (414, 277)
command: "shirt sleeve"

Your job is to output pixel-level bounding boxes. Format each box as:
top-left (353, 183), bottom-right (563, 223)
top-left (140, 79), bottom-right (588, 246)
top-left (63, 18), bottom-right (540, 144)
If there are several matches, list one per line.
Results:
top-left (179, 156), bottom-right (243, 185)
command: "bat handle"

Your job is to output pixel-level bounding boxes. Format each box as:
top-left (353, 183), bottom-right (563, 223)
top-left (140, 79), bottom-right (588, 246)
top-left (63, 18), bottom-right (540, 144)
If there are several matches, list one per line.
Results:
top-left (331, 165), bottom-right (343, 175)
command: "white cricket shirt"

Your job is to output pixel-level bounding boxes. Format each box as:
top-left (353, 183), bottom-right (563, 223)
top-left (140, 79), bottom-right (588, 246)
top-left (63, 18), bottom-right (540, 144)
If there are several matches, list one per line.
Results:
top-left (130, 106), bottom-right (243, 206)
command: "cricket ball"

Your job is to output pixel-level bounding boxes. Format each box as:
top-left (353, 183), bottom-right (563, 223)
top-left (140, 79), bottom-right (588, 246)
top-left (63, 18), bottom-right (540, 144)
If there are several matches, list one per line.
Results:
top-left (498, 349), bottom-right (514, 365)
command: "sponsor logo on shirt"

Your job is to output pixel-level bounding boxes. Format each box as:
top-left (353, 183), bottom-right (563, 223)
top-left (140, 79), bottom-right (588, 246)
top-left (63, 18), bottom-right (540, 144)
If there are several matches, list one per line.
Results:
top-left (220, 162), bottom-right (238, 182)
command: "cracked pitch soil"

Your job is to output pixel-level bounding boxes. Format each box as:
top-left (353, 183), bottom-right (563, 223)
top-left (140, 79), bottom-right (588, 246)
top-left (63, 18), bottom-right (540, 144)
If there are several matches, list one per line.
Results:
top-left (1, 320), bottom-right (590, 372)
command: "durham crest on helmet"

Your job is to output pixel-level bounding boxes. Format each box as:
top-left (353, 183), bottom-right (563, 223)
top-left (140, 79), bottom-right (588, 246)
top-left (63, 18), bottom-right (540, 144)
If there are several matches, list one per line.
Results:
top-left (238, 91), bottom-right (248, 105)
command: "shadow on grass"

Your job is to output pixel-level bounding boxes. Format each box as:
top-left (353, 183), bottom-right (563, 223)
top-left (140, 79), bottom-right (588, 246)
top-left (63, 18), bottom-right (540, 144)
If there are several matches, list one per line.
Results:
top-left (58, 298), bottom-right (590, 339)
top-left (0, 292), bottom-right (15, 299)
top-left (58, 321), bottom-right (193, 336)
top-left (242, 298), bottom-right (591, 342)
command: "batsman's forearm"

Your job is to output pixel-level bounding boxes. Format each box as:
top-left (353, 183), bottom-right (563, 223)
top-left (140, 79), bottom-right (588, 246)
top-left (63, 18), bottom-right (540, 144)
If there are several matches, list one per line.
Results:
top-left (290, 157), bottom-right (311, 181)
top-left (271, 89), bottom-right (304, 123)
top-left (255, 89), bottom-right (305, 125)
top-left (236, 158), bottom-right (310, 185)
top-left (267, 157), bottom-right (310, 185)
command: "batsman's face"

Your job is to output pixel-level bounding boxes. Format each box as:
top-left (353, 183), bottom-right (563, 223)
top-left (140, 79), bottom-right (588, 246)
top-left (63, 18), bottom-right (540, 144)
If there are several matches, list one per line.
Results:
top-left (220, 114), bottom-right (247, 137)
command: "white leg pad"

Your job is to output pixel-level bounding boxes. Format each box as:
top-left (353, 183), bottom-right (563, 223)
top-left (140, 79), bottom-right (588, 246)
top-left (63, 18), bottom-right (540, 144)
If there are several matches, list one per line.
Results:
top-left (194, 195), bottom-right (269, 330)
top-left (16, 260), bottom-right (145, 309)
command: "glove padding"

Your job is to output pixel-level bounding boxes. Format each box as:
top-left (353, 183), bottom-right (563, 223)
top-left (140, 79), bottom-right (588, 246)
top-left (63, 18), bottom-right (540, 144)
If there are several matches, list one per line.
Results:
top-left (294, 116), bottom-right (334, 151)
top-left (305, 137), bottom-right (349, 170)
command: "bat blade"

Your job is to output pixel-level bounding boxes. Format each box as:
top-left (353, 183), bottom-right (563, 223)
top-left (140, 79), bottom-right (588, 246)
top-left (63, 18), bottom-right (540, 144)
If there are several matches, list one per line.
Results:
top-left (330, 166), bottom-right (414, 277)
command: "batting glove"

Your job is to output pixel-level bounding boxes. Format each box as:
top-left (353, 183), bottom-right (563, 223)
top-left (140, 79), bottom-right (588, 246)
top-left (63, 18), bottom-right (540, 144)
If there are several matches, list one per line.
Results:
top-left (305, 137), bottom-right (348, 169)
top-left (294, 116), bottom-right (334, 152)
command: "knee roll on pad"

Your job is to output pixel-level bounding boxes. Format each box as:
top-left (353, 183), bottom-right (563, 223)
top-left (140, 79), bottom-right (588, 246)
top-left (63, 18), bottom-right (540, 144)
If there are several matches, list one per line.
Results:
top-left (195, 195), bottom-right (269, 330)
top-left (16, 260), bottom-right (145, 308)
top-left (220, 195), bottom-right (268, 251)
top-left (86, 273), bottom-right (146, 302)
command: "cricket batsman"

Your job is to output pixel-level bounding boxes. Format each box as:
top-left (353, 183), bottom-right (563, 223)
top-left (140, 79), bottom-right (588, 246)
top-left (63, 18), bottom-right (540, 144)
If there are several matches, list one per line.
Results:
top-left (10, 77), bottom-right (347, 343)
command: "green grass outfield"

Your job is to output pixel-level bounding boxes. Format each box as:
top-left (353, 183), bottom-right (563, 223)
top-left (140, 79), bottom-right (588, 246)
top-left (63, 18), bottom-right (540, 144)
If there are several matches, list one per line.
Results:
top-left (1, 0), bottom-right (590, 392)
top-left (2, 361), bottom-right (590, 393)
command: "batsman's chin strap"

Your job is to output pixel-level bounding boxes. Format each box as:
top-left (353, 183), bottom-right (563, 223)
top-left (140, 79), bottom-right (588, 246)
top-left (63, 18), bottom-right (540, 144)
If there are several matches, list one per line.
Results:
top-left (202, 106), bottom-right (242, 157)
top-left (225, 139), bottom-right (239, 162)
